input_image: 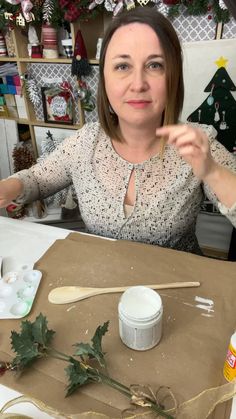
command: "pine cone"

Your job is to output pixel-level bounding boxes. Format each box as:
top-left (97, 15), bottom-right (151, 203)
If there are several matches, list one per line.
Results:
top-left (12, 144), bottom-right (36, 173)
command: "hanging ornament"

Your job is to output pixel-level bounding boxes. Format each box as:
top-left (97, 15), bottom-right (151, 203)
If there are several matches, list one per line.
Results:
top-left (214, 102), bottom-right (220, 122)
top-left (219, 0), bottom-right (227, 10)
top-left (207, 84), bottom-right (215, 106)
top-left (198, 109), bottom-right (201, 123)
top-left (219, 110), bottom-right (228, 130)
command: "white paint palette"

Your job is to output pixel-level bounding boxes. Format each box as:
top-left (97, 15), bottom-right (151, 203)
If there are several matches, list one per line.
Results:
top-left (0, 269), bottom-right (42, 319)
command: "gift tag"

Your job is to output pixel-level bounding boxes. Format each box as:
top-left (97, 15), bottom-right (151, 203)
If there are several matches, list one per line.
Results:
top-left (0, 269), bottom-right (42, 319)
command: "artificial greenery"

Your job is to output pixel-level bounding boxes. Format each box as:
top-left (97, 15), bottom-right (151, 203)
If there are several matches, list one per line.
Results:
top-left (0, 0), bottom-right (231, 32)
top-left (168, 0), bottom-right (230, 23)
top-left (9, 313), bottom-right (174, 418)
top-left (0, 0), bottom-right (64, 32)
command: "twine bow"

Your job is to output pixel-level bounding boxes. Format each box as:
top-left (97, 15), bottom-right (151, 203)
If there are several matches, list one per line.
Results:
top-left (122, 385), bottom-right (177, 419)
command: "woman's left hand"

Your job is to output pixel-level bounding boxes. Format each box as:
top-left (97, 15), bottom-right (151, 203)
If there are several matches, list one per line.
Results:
top-left (156, 124), bottom-right (216, 180)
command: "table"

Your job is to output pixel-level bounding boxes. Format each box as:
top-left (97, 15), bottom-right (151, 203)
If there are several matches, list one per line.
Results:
top-left (0, 216), bottom-right (69, 418)
top-left (0, 216), bottom-right (235, 419)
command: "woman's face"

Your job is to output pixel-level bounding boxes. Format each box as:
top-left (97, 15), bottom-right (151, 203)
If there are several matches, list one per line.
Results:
top-left (104, 23), bottom-right (167, 130)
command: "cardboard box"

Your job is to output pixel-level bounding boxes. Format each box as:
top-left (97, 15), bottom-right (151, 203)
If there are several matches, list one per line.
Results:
top-left (4, 93), bottom-right (16, 107)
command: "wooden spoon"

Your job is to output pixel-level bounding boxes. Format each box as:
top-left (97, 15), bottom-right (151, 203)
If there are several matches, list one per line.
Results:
top-left (48, 281), bottom-right (200, 304)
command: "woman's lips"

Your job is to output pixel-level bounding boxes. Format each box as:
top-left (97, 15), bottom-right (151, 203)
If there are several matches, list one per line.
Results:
top-left (126, 100), bottom-right (151, 109)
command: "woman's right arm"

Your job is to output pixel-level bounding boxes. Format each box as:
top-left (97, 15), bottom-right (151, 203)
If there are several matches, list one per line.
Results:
top-left (0, 178), bottom-right (24, 208)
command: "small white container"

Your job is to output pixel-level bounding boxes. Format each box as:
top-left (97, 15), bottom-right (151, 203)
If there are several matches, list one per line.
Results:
top-left (118, 286), bottom-right (163, 351)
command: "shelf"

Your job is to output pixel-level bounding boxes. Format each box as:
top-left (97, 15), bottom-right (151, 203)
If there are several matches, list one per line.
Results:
top-left (31, 120), bottom-right (81, 130)
top-left (0, 116), bottom-right (81, 129)
top-left (0, 57), bottom-right (17, 62)
top-left (89, 59), bottom-right (99, 65)
top-left (0, 116), bottom-right (29, 124)
top-left (0, 57), bottom-right (99, 65)
top-left (19, 57), bottom-right (72, 63)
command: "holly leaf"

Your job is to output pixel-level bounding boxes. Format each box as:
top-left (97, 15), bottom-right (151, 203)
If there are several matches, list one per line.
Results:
top-left (91, 321), bottom-right (109, 360)
top-left (65, 360), bottom-right (90, 396)
top-left (74, 321), bottom-right (109, 367)
top-left (32, 313), bottom-right (55, 346)
top-left (73, 342), bottom-right (95, 361)
top-left (11, 320), bottom-right (39, 369)
top-left (10, 313), bottom-right (55, 370)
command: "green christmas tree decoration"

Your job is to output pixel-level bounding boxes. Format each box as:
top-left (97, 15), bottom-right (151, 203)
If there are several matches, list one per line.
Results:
top-left (187, 58), bottom-right (236, 153)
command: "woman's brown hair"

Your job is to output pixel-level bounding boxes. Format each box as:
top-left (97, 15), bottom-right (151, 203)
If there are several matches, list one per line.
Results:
top-left (97, 6), bottom-right (184, 141)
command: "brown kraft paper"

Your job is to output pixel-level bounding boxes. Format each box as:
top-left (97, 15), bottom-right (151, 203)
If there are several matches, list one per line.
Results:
top-left (0, 232), bottom-right (236, 418)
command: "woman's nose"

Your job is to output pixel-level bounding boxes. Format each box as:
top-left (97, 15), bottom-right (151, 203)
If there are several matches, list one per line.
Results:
top-left (130, 69), bottom-right (148, 92)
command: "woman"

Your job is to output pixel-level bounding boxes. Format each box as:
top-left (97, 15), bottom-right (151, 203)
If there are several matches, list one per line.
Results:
top-left (0, 7), bottom-right (236, 253)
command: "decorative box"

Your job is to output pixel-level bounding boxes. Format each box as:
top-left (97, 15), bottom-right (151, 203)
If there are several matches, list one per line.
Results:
top-left (41, 84), bottom-right (73, 124)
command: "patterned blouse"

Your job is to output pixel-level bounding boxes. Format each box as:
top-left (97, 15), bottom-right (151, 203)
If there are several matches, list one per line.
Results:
top-left (12, 122), bottom-right (236, 253)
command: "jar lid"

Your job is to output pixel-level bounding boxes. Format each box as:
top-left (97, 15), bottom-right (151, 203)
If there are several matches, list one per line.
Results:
top-left (119, 286), bottom-right (162, 321)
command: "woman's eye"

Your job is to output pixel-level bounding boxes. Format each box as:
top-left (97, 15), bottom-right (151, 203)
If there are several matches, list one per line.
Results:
top-left (147, 62), bottom-right (164, 70)
top-left (114, 63), bottom-right (129, 71)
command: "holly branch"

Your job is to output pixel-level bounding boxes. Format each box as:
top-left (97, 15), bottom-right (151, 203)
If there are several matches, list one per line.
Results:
top-left (4, 313), bottom-right (174, 418)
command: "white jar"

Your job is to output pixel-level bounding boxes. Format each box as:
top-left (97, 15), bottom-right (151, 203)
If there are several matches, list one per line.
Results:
top-left (118, 286), bottom-right (163, 351)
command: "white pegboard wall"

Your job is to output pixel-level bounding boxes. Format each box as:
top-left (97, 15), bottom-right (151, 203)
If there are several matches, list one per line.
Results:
top-left (222, 16), bottom-right (236, 38)
top-left (171, 14), bottom-right (216, 42)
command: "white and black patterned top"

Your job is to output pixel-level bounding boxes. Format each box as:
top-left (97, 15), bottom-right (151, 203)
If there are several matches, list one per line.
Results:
top-left (12, 122), bottom-right (236, 253)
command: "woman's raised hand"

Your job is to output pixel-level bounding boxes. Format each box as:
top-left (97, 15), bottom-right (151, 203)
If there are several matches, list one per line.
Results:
top-left (156, 124), bottom-right (217, 181)
top-left (0, 178), bottom-right (23, 208)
